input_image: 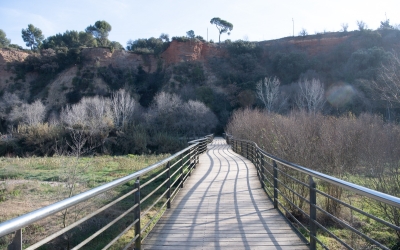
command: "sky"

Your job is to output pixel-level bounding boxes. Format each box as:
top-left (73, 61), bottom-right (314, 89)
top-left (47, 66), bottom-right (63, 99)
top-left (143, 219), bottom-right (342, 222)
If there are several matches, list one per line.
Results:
top-left (1, 0), bottom-right (400, 49)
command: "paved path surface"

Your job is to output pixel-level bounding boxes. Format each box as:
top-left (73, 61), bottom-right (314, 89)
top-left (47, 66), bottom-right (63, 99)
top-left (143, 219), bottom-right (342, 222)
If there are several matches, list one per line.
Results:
top-left (142, 137), bottom-right (308, 250)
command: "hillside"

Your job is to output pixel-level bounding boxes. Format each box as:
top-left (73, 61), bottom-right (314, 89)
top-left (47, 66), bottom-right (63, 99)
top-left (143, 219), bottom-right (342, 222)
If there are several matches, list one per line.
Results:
top-left (1, 29), bottom-right (400, 155)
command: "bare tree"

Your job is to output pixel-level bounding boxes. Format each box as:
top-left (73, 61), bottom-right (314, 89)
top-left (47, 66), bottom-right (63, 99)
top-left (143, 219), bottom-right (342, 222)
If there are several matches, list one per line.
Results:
top-left (357, 20), bottom-right (368, 31)
top-left (296, 78), bottom-right (325, 114)
top-left (256, 77), bottom-right (281, 113)
top-left (62, 96), bottom-right (112, 133)
top-left (341, 23), bottom-right (349, 32)
top-left (24, 100), bottom-right (46, 126)
top-left (299, 28), bottom-right (308, 36)
top-left (147, 92), bottom-right (183, 132)
top-left (152, 92), bottom-right (183, 115)
top-left (9, 100), bottom-right (46, 126)
top-left (373, 51), bottom-right (400, 105)
top-left (180, 100), bottom-right (218, 136)
top-left (111, 89), bottom-right (136, 130)
top-left (147, 92), bottom-right (217, 136)
top-left (61, 96), bottom-right (113, 156)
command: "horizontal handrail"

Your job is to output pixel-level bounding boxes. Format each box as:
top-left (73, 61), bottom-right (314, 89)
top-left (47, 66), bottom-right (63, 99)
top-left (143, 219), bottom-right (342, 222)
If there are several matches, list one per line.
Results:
top-left (229, 136), bottom-right (400, 208)
top-left (188, 134), bottom-right (214, 144)
top-left (0, 134), bottom-right (213, 249)
top-left (0, 143), bottom-right (197, 237)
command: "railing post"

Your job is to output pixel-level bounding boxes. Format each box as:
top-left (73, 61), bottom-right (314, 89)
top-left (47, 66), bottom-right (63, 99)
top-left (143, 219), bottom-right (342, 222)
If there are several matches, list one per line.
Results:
top-left (188, 147), bottom-right (192, 177)
top-left (134, 178), bottom-right (141, 250)
top-left (309, 176), bottom-right (317, 250)
top-left (251, 144), bottom-right (253, 163)
top-left (260, 153), bottom-right (265, 189)
top-left (194, 144), bottom-right (198, 168)
top-left (251, 144), bottom-right (254, 163)
top-left (273, 160), bottom-right (278, 209)
top-left (179, 154), bottom-right (184, 188)
top-left (236, 139), bottom-right (238, 153)
top-left (7, 229), bottom-right (22, 250)
top-left (246, 142), bottom-right (249, 158)
top-left (193, 144), bottom-right (196, 169)
top-left (256, 149), bottom-right (265, 189)
top-left (166, 161), bottom-right (171, 209)
top-left (254, 145), bottom-right (257, 163)
top-left (235, 140), bottom-right (238, 153)
top-left (252, 144), bottom-right (255, 163)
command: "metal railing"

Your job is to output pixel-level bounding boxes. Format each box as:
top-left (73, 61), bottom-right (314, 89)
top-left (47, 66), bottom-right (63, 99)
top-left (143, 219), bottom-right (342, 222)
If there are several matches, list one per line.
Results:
top-left (225, 134), bottom-right (400, 250)
top-left (0, 134), bottom-right (214, 250)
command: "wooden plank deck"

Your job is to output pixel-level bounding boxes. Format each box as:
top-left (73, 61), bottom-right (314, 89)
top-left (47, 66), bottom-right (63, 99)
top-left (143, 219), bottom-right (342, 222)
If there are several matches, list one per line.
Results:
top-left (142, 137), bottom-right (308, 250)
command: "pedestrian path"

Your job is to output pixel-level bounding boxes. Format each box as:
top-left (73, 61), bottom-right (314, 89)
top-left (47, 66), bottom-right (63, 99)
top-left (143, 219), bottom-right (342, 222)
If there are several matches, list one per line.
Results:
top-left (142, 137), bottom-right (308, 250)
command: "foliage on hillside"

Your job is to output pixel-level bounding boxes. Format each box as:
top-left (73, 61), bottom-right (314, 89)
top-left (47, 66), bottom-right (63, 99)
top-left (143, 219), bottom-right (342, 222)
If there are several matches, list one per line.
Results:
top-left (2, 25), bottom-right (400, 155)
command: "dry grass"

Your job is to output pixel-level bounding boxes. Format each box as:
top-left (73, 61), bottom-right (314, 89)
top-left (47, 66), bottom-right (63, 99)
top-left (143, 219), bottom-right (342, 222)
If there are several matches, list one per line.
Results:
top-left (226, 109), bottom-right (400, 248)
top-left (0, 154), bottom-right (169, 248)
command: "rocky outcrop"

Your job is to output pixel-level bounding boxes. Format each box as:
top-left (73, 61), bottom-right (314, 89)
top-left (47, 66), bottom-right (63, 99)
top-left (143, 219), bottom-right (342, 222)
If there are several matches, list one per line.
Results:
top-left (0, 49), bottom-right (29, 67)
top-left (161, 40), bottom-right (226, 66)
top-left (81, 48), bottom-right (159, 73)
top-left (0, 49), bottom-right (30, 89)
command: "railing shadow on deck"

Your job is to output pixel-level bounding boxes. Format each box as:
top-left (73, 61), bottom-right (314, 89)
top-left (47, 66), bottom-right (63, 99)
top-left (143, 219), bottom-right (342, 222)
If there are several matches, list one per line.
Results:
top-left (143, 138), bottom-right (296, 249)
top-left (224, 133), bottom-right (400, 250)
top-left (0, 134), bottom-right (214, 250)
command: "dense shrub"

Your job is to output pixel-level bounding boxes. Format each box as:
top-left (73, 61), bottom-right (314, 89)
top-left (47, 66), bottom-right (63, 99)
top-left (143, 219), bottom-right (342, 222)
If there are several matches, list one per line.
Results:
top-left (171, 36), bottom-right (190, 42)
top-left (271, 52), bottom-right (310, 84)
top-left (227, 40), bottom-right (262, 56)
top-left (173, 62), bottom-right (206, 85)
top-left (126, 37), bottom-right (169, 55)
top-left (344, 46), bottom-right (390, 82)
top-left (226, 109), bottom-right (400, 223)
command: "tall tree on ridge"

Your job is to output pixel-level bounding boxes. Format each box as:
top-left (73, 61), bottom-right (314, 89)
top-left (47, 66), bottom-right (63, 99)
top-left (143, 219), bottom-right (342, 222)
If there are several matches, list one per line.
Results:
top-left (210, 17), bottom-right (233, 43)
top-left (85, 20), bottom-right (112, 46)
top-left (21, 24), bottom-right (44, 50)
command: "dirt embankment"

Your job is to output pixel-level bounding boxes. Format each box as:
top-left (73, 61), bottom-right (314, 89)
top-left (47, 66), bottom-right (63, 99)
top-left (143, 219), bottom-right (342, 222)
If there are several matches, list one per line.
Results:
top-left (81, 48), bottom-right (160, 73)
top-left (161, 40), bottom-right (226, 66)
top-left (0, 49), bottom-right (30, 89)
top-left (260, 33), bottom-right (351, 56)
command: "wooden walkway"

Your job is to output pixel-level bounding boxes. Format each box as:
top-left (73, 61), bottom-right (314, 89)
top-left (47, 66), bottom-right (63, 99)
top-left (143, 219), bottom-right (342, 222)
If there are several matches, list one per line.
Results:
top-left (142, 138), bottom-right (308, 250)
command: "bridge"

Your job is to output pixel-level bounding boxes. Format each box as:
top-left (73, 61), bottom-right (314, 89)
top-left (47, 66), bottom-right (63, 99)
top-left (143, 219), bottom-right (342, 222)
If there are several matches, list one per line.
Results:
top-left (143, 138), bottom-right (307, 249)
top-left (0, 134), bottom-right (399, 249)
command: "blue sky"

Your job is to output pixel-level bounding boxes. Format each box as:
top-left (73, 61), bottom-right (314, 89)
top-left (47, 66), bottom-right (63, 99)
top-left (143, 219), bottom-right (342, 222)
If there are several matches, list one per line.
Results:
top-left (1, 0), bottom-right (400, 49)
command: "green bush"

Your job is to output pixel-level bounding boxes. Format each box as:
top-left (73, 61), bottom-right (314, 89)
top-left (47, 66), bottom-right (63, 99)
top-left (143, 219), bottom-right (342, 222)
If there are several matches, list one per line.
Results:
top-left (171, 36), bottom-right (189, 42)
top-left (127, 37), bottom-right (169, 55)
top-left (227, 40), bottom-right (262, 56)
top-left (173, 62), bottom-right (205, 85)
